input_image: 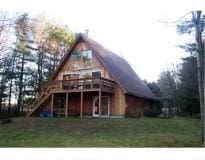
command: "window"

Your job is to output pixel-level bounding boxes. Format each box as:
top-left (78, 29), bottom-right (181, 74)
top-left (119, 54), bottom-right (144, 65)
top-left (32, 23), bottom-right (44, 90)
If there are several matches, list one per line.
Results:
top-left (72, 52), bottom-right (81, 69)
top-left (71, 50), bottom-right (92, 69)
top-left (83, 72), bottom-right (92, 79)
top-left (63, 74), bottom-right (79, 80)
top-left (82, 50), bottom-right (92, 68)
top-left (92, 71), bottom-right (101, 78)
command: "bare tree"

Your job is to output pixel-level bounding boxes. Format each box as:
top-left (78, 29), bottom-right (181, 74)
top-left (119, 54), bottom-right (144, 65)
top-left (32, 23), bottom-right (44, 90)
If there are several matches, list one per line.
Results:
top-left (0, 12), bottom-right (14, 57)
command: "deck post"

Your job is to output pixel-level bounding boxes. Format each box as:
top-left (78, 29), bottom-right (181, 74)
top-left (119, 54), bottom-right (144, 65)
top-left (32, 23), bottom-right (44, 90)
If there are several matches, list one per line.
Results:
top-left (80, 92), bottom-right (83, 118)
top-left (99, 89), bottom-right (102, 116)
top-left (65, 92), bottom-right (68, 117)
top-left (51, 93), bottom-right (54, 117)
top-left (99, 77), bottom-right (102, 116)
top-left (99, 90), bottom-right (102, 117)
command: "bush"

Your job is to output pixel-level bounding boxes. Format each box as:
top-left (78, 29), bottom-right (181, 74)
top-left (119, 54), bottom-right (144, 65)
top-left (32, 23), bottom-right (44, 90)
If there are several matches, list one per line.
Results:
top-left (143, 105), bottom-right (161, 117)
top-left (191, 113), bottom-right (200, 119)
top-left (125, 106), bottom-right (143, 118)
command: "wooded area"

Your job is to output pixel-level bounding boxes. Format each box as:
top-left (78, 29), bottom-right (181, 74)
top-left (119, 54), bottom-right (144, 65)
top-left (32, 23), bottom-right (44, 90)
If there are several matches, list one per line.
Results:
top-left (0, 12), bottom-right (75, 116)
top-left (144, 11), bottom-right (205, 144)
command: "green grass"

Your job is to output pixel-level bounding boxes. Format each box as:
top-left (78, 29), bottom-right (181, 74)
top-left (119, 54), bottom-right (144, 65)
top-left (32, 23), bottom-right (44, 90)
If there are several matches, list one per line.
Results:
top-left (0, 117), bottom-right (202, 147)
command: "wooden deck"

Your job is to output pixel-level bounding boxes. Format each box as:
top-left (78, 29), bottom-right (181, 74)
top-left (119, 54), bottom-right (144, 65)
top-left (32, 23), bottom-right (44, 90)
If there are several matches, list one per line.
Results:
top-left (26, 77), bottom-right (115, 117)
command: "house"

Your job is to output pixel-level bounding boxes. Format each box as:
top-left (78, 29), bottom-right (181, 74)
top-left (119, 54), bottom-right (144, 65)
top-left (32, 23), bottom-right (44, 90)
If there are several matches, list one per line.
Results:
top-left (26, 33), bottom-right (157, 118)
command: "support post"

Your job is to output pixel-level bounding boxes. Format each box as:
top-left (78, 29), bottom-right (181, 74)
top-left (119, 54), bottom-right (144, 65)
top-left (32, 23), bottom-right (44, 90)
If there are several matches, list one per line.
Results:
top-left (51, 93), bottom-right (54, 117)
top-left (80, 92), bottom-right (83, 118)
top-left (65, 92), bottom-right (68, 118)
top-left (99, 77), bottom-right (102, 116)
top-left (99, 90), bottom-right (101, 116)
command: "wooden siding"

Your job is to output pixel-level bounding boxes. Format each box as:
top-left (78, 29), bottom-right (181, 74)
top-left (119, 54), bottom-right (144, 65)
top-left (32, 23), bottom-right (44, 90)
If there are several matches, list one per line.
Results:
top-left (67, 92), bottom-right (95, 116)
top-left (54, 42), bottom-right (114, 81)
top-left (125, 95), bottom-right (152, 117)
top-left (110, 84), bottom-right (126, 116)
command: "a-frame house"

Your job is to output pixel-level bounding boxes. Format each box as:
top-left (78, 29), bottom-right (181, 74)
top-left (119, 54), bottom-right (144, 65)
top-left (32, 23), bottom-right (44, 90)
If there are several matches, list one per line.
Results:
top-left (26, 33), bottom-right (156, 118)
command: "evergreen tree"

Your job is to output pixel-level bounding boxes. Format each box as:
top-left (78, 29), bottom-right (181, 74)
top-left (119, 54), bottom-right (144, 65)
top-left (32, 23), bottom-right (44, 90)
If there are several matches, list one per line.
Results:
top-left (178, 55), bottom-right (199, 115)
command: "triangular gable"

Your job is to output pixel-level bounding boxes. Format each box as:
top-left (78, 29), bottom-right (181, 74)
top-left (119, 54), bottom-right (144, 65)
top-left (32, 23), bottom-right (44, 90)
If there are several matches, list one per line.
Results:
top-left (49, 34), bottom-right (121, 88)
top-left (48, 33), bottom-right (156, 100)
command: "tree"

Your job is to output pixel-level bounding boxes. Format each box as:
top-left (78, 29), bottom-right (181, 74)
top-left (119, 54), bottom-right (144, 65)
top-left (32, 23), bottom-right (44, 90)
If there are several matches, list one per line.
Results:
top-left (0, 57), bottom-right (9, 111)
top-left (0, 12), bottom-right (75, 116)
top-left (15, 13), bottom-right (34, 113)
top-left (177, 11), bottom-right (205, 143)
top-left (157, 70), bottom-right (178, 117)
top-left (143, 80), bottom-right (161, 97)
top-left (31, 16), bottom-right (75, 94)
top-left (44, 24), bottom-right (75, 78)
top-left (178, 43), bottom-right (199, 116)
top-left (158, 71), bottom-right (177, 99)
top-left (178, 55), bottom-right (199, 115)
top-left (7, 50), bottom-right (18, 113)
top-left (0, 12), bottom-right (14, 58)
top-left (30, 15), bottom-right (48, 94)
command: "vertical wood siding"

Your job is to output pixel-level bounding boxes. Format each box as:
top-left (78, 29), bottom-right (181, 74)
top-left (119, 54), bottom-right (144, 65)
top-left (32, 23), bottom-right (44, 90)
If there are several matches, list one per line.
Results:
top-left (125, 95), bottom-right (152, 117)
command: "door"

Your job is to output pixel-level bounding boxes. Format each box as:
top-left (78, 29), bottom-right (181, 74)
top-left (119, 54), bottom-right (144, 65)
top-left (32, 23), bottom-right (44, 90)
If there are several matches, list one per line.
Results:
top-left (93, 96), bottom-right (109, 117)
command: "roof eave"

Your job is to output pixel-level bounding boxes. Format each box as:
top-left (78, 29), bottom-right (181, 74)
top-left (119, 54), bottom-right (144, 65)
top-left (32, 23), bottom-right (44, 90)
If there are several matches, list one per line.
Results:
top-left (125, 91), bottom-right (159, 102)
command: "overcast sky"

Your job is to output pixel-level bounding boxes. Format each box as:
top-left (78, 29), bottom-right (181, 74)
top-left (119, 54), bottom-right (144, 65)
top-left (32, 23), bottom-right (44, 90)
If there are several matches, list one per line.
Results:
top-left (0, 0), bottom-right (205, 82)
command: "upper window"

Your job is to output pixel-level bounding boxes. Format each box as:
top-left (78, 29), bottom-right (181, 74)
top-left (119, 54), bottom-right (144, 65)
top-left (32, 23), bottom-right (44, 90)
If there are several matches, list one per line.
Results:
top-left (92, 71), bottom-right (101, 78)
top-left (71, 50), bottom-right (92, 70)
top-left (63, 74), bottom-right (79, 80)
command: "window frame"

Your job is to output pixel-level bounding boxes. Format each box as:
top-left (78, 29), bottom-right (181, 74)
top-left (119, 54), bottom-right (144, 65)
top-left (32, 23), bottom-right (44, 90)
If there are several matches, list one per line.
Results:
top-left (71, 50), bottom-right (93, 70)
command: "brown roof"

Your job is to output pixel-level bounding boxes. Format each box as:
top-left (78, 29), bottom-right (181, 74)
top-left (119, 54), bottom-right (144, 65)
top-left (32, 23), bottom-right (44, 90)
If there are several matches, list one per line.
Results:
top-left (50, 33), bottom-right (157, 100)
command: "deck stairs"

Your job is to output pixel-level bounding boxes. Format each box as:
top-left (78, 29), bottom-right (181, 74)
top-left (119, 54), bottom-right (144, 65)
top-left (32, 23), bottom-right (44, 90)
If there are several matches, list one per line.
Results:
top-left (26, 84), bottom-right (53, 117)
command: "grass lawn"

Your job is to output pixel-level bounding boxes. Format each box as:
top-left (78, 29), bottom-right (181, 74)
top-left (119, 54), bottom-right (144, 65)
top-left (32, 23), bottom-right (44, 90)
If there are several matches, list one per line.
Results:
top-left (0, 117), bottom-right (202, 147)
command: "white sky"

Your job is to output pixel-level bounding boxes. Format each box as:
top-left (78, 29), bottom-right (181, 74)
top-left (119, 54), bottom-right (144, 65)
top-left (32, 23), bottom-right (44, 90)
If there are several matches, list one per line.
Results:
top-left (0, 0), bottom-right (205, 82)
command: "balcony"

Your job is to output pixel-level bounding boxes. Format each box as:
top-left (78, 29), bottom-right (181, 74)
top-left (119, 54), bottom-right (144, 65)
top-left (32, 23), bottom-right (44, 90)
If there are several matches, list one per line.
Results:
top-left (50, 77), bottom-right (115, 93)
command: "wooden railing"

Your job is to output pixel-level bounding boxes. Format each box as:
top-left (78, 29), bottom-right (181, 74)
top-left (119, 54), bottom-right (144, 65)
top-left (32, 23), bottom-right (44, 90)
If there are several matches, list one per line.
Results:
top-left (51, 77), bottom-right (115, 92)
top-left (26, 84), bottom-right (53, 116)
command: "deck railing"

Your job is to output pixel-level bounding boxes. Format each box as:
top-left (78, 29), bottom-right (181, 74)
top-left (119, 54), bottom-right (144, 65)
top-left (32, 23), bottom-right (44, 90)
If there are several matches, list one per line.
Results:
top-left (51, 77), bottom-right (115, 92)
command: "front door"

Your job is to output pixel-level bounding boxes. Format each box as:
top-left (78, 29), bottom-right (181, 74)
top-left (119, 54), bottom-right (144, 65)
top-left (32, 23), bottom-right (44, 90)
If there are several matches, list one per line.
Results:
top-left (93, 96), bottom-right (110, 117)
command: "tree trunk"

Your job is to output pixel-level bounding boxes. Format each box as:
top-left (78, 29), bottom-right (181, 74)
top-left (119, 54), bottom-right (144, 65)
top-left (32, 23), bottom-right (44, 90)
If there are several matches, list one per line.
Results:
top-left (37, 51), bottom-right (43, 94)
top-left (8, 54), bottom-right (16, 114)
top-left (8, 78), bottom-right (13, 113)
top-left (17, 53), bottom-right (25, 114)
top-left (203, 38), bottom-right (205, 145)
top-left (0, 96), bottom-right (2, 113)
top-left (53, 54), bottom-right (56, 72)
top-left (193, 11), bottom-right (204, 143)
top-left (0, 86), bottom-right (3, 112)
top-left (0, 70), bottom-right (5, 112)
top-left (168, 101), bottom-right (171, 118)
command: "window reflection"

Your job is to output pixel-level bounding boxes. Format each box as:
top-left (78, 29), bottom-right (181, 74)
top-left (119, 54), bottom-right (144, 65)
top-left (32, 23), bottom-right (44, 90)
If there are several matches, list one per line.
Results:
top-left (71, 50), bottom-right (92, 69)
top-left (83, 73), bottom-right (92, 79)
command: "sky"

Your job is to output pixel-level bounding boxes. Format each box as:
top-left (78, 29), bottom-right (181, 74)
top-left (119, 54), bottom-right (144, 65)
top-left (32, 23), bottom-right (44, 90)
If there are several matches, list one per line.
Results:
top-left (0, 0), bottom-right (205, 82)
